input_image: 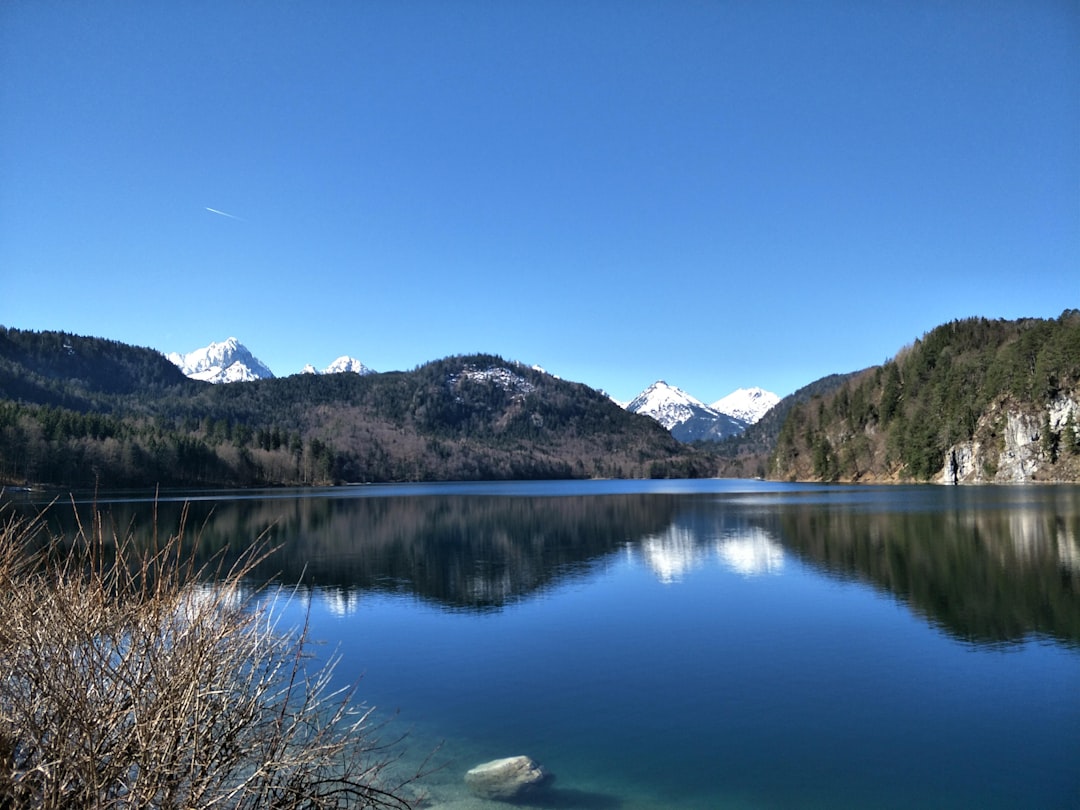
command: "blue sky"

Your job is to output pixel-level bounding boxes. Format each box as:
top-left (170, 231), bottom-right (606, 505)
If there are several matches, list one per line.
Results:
top-left (2, 1), bottom-right (1077, 402)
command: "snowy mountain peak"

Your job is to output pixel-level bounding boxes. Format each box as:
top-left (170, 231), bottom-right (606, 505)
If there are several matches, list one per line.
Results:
top-left (625, 380), bottom-right (760, 443)
top-left (323, 356), bottom-right (373, 375)
top-left (710, 387), bottom-right (780, 425)
top-left (627, 381), bottom-right (716, 430)
top-left (301, 356), bottom-right (375, 376)
top-left (166, 338), bottom-right (274, 384)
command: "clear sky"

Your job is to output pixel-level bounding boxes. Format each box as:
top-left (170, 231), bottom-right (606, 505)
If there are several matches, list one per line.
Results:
top-left (2, 1), bottom-right (1077, 402)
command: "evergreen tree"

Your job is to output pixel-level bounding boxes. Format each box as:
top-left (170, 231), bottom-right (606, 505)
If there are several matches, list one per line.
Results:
top-left (880, 363), bottom-right (902, 424)
top-left (1066, 412), bottom-right (1080, 456)
top-left (1041, 414), bottom-right (1060, 463)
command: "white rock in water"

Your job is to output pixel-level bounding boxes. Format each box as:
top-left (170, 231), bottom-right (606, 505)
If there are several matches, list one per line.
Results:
top-left (464, 755), bottom-right (553, 800)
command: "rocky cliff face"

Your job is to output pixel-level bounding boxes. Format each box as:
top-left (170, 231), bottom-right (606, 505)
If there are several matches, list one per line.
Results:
top-left (941, 395), bottom-right (1079, 484)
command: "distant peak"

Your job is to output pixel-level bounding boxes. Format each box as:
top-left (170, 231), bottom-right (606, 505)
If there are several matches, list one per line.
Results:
top-left (167, 337), bottom-right (274, 384)
top-left (710, 387), bottom-right (780, 424)
top-left (307, 356), bottom-right (375, 376)
top-left (626, 380), bottom-right (715, 430)
top-left (629, 380), bottom-right (710, 411)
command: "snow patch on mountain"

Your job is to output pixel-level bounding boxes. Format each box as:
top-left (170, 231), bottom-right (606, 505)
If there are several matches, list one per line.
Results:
top-left (710, 387), bottom-right (780, 425)
top-left (531, 364), bottom-right (559, 379)
top-left (449, 365), bottom-right (536, 398)
top-left (166, 338), bottom-right (274, 384)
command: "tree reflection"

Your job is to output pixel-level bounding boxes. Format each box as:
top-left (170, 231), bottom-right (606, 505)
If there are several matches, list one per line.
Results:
top-left (27, 493), bottom-right (678, 611)
top-left (769, 494), bottom-right (1080, 647)
top-left (13, 486), bottom-right (1080, 647)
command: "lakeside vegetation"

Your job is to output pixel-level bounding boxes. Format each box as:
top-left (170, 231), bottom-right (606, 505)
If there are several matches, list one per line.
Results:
top-left (0, 507), bottom-right (425, 808)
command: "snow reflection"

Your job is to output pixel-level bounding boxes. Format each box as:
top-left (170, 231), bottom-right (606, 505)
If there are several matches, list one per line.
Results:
top-left (639, 523), bottom-right (785, 582)
top-left (639, 524), bottom-right (706, 584)
top-left (317, 589), bottom-right (363, 617)
top-left (715, 528), bottom-right (785, 576)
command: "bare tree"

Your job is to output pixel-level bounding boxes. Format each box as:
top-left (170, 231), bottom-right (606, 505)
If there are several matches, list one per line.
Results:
top-left (0, 505), bottom-right (428, 809)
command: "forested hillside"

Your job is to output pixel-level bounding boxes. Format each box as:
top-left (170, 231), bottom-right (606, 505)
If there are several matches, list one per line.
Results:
top-left (0, 328), bottom-right (194, 408)
top-left (0, 328), bottom-right (706, 488)
top-left (770, 312), bottom-right (1080, 483)
top-left (699, 372), bottom-right (859, 477)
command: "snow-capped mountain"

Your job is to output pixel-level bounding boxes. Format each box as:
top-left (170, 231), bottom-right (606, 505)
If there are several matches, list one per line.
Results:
top-left (302, 356), bottom-right (375, 376)
top-left (710, 387), bottom-right (780, 425)
top-left (166, 338), bottom-right (274, 384)
top-left (627, 381), bottom-right (713, 431)
top-left (626, 381), bottom-right (747, 442)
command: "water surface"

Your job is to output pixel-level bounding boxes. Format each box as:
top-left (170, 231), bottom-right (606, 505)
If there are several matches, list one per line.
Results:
top-left (9, 480), bottom-right (1080, 808)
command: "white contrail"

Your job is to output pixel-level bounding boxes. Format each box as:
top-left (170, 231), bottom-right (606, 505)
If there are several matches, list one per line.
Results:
top-left (205, 207), bottom-right (242, 220)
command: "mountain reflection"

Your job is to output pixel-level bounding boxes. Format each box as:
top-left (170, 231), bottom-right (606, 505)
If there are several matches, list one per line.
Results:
top-left (34, 493), bottom-right (678, 611)
top-left (14, 485), bottom-right (1080, 646)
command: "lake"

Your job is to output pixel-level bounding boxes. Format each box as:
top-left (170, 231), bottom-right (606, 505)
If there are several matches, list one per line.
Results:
top-left (6, 479), bottom-right (1079, 809)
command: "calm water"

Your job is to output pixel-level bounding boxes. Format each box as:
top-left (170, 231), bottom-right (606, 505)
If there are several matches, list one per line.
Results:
top-left (7, 480), bottom-right (1080, 809)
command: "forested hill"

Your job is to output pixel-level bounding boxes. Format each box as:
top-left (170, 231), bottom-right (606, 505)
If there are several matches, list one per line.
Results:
top-left (0, 328), bottom-right (705, 488)
top-left (0, 327), bottom-right (195, 409)
top-left (770, 312), bottom-right (1080, 483)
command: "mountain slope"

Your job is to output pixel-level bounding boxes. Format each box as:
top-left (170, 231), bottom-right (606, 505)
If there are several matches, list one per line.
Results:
top-left (708, 373), bottom-right (860, 458)
top-left (0, 326), bottom-right (196, 412)
top-left (194, 355), bottom-right (703, 482)
top-left (167, 337), bottom-right (274, 383)
top-left (770, 313), bottom-right (1080, 483)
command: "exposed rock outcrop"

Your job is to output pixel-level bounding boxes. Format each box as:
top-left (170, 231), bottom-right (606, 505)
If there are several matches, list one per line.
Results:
top-left (940, 396), bottom-right (1079, 484)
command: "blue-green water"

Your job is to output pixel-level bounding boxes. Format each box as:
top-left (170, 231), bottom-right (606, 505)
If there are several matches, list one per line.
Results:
top-left (9, 480), bottom-right (1080, 808)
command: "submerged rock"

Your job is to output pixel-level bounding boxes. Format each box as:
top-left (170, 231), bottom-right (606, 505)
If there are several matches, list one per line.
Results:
top-left (464, 755), bottom-right (553, 801)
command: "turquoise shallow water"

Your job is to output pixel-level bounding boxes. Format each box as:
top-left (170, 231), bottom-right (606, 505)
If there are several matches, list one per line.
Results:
top-left (10, 479), bottom-right (1080, 808)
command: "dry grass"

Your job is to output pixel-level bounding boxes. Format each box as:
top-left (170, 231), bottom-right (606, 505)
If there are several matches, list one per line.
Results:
top-left (0, 505), bottom-right (426, 809)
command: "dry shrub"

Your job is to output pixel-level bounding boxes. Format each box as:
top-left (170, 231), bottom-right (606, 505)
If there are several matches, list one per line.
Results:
top-left (0, 505), bottom-right (425, 809)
